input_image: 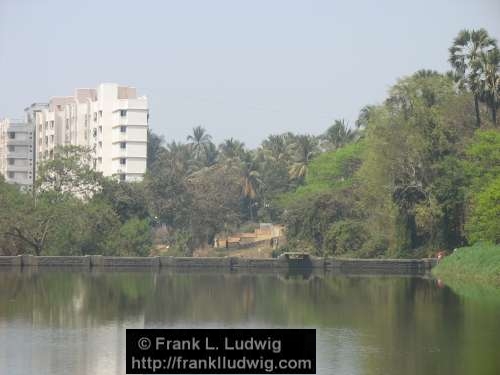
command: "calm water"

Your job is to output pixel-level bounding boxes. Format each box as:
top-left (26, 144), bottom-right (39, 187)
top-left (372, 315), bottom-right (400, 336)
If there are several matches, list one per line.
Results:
top-left (0, 268), bottom-right (500, 375)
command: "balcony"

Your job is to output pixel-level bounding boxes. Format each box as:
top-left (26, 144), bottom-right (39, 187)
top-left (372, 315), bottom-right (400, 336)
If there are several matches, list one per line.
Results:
top-left (7, 151), bottom-right (32, 159)
top-left (112, 98), bottom-right (148, 112)
top-left (112, 132), bottom-right (128, 142)
top-left (111, 129), bottom-right (147, 143)
top-left (7, 119), bottom-right (25, 125)
top-left (116, 148), bottom-right (127, 157)
top-left (6, 139), bottom-right (32, 146)
top-left (6, 165), bottom-right (30, 172)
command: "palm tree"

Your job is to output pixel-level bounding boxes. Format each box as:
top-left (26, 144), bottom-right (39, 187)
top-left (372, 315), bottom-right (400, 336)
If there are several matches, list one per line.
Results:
top-left (187, 126), bottom-right (212, 160)
top-left (474, 47), bottom-right (500, 125)
top-left (239, 152), bottom-right (262, 221)
top-left (165, 141), bottom-right (193, 175)
top-left (289, 135), bottom-right (318, 179)
top-left (322, 119), bottom-right (356, 150)
top-left (449, 28), bottom-right (498, 128)
top-left (261, 134), bottom-right (289, 162)
top-left (219, 138), bottom-right (245, 160)
top-left (203, 142), bottom-right (219, 167)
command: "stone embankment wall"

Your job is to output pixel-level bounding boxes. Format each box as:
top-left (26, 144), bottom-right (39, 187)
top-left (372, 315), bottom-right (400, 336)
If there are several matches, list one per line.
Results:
top-left (0, 255), bottom-right (437, 273)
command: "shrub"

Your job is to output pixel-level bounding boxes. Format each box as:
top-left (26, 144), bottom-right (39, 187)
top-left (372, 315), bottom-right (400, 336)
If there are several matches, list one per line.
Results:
top-left (324, 220), bottom-right (366, 255)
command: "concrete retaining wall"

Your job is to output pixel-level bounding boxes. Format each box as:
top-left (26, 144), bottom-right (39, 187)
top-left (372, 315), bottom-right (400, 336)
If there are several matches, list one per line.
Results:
top-left (0, 255), bottom-right (436, 273)
top-left (102, 256), bottom-right (160, 267)
top-left (160, 257), bottom-right (231, 268)
top-left (0, 256), bottom-right (21, 267)
top-left (35, 256), bottom-right (91, 267)
top-left (230, 257), bottom-right (288, 269)
top-left (328, 258), bottom-right (436, 274)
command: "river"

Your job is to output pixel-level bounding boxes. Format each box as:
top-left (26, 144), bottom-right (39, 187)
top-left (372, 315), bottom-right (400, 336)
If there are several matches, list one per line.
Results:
top-left (0, 268), bottom-right (499, 375)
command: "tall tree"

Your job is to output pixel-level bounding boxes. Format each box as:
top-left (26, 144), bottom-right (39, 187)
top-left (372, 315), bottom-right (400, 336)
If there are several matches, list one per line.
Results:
top-left (239, 152), bottom-right (262, 221)
top-left (147, 130), bottom-right (165, 171)
top-left (219, 138), bottom-right (245, 160)
top-left (164, 141), bottom-right (194, 175)
top-left (187, 126), bottom-right (212, 160)
top-left (474, 47), bottom-right (500, 125)
top-left (144, 144), bottom-right (192, 226)
top-left (449, 28), bottom-right (498, 128)
top-left (261, 134), bottom-right (289, 162)
top-left (186, 163), bottom-right (241, 247)
top-left (36, 145), bottom-right (103, 200)
top-left (203, 142), bottom-right (219, 167)
top-left (322, 119), bottom-right (357, 150)
top-left (464, 130), bottom-right (500, 243)
top-left (289, 135), bottom-right (318, 180)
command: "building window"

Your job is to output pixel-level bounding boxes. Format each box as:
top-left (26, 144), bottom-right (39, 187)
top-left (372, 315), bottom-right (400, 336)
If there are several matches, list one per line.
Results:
top-left (120, 126), bottom-right (126, 133)
top-left (8, 145), bottom-right (15, 152)
top-left (98, 141), bottom-right (102, 148)
top-left (8, 159), bottom-right (14, 165)
top-left (50, 135), bottom-right (54, 143)
top-left (99, 110), bottom-right (103, 117)
top-left (93, 112), bottom-right (97, 121)
top-left (8, 132), bottom-right (15, 139)
top-left (8, 172), bottom-right (14, 178)
top-left (120, 142), bottom-right (126, 149)
top-left (99, 126), bottom-right (102, 134)
top-left (120, 158), bottom-right (126, 165)
top-left (119, 174), bottom-right (126, 182)
top-left (120, 110), bottom-right (127, 117)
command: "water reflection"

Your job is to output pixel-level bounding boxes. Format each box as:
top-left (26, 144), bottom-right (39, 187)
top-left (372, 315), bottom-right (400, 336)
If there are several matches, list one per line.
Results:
top-left (0, 268), bottom-right (499, 375)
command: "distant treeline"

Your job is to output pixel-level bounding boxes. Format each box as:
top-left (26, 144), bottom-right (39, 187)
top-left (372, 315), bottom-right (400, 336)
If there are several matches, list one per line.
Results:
top-left (1, 28), bottom-right (499, 258)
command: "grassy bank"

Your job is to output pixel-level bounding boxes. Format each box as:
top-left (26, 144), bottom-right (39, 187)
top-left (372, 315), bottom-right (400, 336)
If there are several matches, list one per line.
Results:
top-left (432, 243), bottom-right (500, 287)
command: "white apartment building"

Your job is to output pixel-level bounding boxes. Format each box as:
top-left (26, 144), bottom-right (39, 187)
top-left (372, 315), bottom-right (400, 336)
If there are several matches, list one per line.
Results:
top-left (30, 83), bottom-right (148, 182)
top-left (0, 118), bottom-right (35, 189)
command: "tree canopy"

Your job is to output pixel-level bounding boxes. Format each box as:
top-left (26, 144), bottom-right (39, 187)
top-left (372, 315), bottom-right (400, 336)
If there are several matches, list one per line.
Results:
top-left (1, 27), bottom-right (499, 258)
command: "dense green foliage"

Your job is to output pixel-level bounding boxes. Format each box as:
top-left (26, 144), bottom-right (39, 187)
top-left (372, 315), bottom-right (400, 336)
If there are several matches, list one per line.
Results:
top-left (1, 28), bottom-right (499, 258)
top-left (279, 29), bottom-right (500, 258)
top-left (433, 243), bottom-right (500, 285)
top-left (0, 147), bottom-right (151, 256)
top-left (282, 72), bottom-right (475, 257)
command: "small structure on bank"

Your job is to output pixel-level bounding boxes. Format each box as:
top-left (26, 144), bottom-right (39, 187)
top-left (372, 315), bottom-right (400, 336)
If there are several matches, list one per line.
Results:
top-left (213, 223), bottom-right (285, 250)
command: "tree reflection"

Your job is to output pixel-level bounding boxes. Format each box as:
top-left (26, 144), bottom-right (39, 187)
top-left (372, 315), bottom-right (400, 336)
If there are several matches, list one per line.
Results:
top-left (1, 269), bottom-right (500, 375)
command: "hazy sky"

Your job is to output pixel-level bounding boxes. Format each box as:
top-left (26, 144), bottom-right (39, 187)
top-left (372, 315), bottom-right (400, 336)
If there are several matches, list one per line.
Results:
top-left (1, 0), bottom-right (499, 147)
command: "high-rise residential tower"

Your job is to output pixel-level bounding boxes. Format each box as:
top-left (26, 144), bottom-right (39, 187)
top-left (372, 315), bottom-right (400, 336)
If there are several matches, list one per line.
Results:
top-left (0, 118), bottom-right (35, 189)
top-left (30, 83), bottom-right (148, 182)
